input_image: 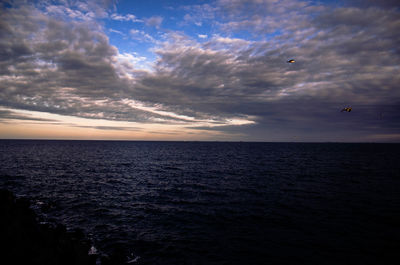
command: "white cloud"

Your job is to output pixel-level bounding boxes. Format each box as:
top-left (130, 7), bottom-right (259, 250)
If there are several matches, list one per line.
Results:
top-left (45, 4), bottom-right (96, 21)
top-left (109, 28), bottom-right (125, 36)
top-left (110, 13), bottom-right (142, 22)
top-left (129, 29), bottom-right (156, 43)
top-left (113, 52), bottom-right (150, 76)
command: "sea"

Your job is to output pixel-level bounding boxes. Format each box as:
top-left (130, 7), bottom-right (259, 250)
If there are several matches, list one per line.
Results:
top-left (1, 140), bottom-right (399, 265)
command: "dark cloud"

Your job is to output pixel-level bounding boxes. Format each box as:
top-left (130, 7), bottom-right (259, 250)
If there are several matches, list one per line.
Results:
top-left (0, 109), bottom-right (57, 122)
top-left (130, 1), bottom-right (400, 140)
top-left (344, 0), bottom-right (400, 9)
top-left (0, 4), bottom-right (183, 124)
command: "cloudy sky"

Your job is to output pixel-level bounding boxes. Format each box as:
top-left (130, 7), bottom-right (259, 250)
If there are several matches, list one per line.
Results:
top-left (0, 0), bottom-right (399, 142)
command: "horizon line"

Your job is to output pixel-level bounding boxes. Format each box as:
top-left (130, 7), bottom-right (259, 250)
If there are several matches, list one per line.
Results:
top-left (0, 138), bottom-right (398, 144)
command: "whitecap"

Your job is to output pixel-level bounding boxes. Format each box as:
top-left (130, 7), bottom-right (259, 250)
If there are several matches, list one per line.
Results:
top-left (88, 246), bottom-right (98, 255)
top-left (126, 251), bottom-right (140, 263)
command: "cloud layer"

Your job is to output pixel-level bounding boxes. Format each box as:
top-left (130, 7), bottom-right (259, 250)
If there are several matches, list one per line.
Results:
top-left (1, 0), bottom-right (399, 141)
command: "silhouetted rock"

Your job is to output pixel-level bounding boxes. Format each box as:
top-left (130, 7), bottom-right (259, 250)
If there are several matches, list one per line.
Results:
top-left (0, 189), bottom-right (97, 265)
top-left (100, 245), bottom-right (129, 265)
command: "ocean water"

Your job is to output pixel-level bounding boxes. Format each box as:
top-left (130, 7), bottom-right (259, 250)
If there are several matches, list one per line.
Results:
top-left (1, 140), bottom-right (399, 265)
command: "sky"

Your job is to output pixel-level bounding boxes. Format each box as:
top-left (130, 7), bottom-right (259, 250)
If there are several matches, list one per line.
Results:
top-left (0, 0), bottom-right (399, 142)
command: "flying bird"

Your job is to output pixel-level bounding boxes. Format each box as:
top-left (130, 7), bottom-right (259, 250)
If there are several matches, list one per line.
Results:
top-left (287, 59), bottom-right (295, 63)
top-left (341, 107), bottom-right (352, 112)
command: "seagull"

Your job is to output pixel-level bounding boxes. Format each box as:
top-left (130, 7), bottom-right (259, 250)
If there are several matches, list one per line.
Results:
top-left (341, 107), bottom-right (352, 112)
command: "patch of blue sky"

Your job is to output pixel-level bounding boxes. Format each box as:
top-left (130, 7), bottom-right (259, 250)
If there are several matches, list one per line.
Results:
top-left (108, 34), bottom-right (157, 67)
top-left (1, 1), bottom-right (12, 8)
top-left (183, 22), bottom-right (214, 40)
top-left (113, 0), bottom-right (191, 29)
top-left (104, 16), bottom-right (159, 61)
top-left (113, 0), bottom-right (165, 18)
top-left (104, 1), bottom-right (219, 61)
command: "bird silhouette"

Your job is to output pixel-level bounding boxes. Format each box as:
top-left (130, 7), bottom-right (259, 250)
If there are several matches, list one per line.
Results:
top-left (341, 107), bottom-right (352, 112)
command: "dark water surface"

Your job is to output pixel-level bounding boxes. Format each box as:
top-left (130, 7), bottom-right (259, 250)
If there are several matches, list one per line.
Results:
top-left (1, 140), bottom-right (399, 264)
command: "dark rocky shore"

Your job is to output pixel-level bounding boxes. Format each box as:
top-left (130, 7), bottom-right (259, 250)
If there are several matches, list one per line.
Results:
top-left (0, 189), bottom-right (129, 265)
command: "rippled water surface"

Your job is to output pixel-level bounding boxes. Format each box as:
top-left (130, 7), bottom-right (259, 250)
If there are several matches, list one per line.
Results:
top-left (1, 140), bottom-right (399, 264)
